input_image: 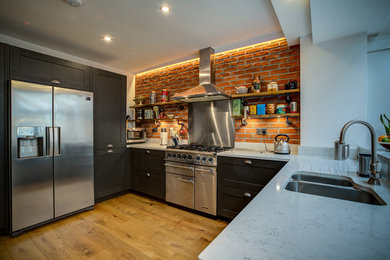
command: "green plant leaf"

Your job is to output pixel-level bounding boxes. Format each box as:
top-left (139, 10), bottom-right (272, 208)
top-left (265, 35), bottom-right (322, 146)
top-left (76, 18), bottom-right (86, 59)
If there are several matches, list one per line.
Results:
top-left (380, 114), bottom-right (390, 135)
top-left (384, 114), bottom-right (390, 125)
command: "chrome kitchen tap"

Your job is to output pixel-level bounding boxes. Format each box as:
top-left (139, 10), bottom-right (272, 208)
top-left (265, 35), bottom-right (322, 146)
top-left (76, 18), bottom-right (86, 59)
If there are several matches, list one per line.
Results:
top-left (334, 120), bottom-right (381, 185)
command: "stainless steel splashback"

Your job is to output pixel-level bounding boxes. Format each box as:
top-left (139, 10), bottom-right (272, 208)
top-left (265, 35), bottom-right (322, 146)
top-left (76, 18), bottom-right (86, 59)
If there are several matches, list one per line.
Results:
top-left (188, 100), bottom-right (235, 147)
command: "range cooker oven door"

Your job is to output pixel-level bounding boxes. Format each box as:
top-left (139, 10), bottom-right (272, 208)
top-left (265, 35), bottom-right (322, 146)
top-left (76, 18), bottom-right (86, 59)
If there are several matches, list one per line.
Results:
top-left (165, 162), bottom-right (194, 209)
top-left (195, 165), bottom-right (217, 215)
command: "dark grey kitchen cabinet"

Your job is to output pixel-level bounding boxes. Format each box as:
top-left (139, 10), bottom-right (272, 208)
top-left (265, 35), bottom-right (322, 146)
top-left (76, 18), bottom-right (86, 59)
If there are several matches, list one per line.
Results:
top-left (92, 68), bottom-right (126, 150)
top-left (0, 158), bottom-right (5, 234)
top-left (92, 68), bottom-right (127, 202)
top-left (130, 148), bottom-right (166, 200)
top-left (94, 148), bottom-right (130, 202)
top-left (0, 43), bottom-right (7, 235)
top-left (9, 46), bottom-right (91, 91)
top-left (217, 156), bottom-right (286, 219)
top-left (0, 43), bottom-right (5, 159)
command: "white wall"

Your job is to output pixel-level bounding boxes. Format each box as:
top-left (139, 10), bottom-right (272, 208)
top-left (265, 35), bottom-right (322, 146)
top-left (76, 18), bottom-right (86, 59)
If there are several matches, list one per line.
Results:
top-left (366, 49), bottom-right (390, 137)
top-left (300, 33), bottom-right (368, 148)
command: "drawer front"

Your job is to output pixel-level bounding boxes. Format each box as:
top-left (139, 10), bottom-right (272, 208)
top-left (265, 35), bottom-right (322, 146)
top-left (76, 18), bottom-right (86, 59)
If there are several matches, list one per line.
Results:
top-left (217, 185), bottom-right (262, 219)
top-left (218, 157), bottom-right (285, 186)
top-left (132, 148), bottom-right (165, 172)
top-left (133, 169), bottom-right (165, 200)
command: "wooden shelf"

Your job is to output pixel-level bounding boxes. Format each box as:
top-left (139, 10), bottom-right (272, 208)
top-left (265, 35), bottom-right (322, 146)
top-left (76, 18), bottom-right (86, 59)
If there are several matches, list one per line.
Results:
top-left (130, 89), bottom-right (300, 108)
top-left (232, 113), bottom-right (300, 119)
top-left (129, 100), bottom-right (183, 109)
top-left (231, 89), bottom-right (300, 98)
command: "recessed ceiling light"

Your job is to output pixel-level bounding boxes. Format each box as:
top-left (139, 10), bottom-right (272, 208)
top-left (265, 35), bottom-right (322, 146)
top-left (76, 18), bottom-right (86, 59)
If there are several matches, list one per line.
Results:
top-left (160, 5), bottom-right (171, 13)
top-left (103, 36), bottom-right (112, 42)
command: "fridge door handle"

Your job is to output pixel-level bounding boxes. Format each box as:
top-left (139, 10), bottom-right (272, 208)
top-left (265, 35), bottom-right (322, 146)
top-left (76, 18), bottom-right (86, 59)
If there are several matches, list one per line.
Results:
top-left (46, 127), bottom-right (53, 156)
top-left (54, 127), bottom-right (61, 156)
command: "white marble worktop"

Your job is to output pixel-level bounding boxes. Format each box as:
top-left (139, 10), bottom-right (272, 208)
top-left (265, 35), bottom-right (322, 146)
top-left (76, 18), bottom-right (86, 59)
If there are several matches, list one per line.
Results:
top-left (218, 148), bottom-right (291, 162)
top-left (126, 142), bottom-right (293, 162)
top-left (199, 155), bottom-right (390, 260)
top-left (126, 142), bottom-right (167, 150)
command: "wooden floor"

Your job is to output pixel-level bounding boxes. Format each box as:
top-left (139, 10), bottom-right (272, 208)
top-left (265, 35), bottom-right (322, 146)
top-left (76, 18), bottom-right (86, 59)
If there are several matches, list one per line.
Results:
top-left (0, 193), bottom-right (228, 260)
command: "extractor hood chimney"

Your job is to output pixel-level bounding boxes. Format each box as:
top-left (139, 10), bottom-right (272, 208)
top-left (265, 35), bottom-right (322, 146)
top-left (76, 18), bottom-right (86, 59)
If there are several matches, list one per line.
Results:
top-left (171, 47), bottom-right (230, 103)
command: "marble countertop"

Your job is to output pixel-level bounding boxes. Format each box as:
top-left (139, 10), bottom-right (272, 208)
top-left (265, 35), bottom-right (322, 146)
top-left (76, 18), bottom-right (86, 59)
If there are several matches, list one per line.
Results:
top-left (199, 156), bottom-right (390, 260)
top-left (126, 142), bottom-right (167, 150)
top-left (218, 148), bottom-right (291, 162)
top-left (126, 142), bottom-right (293, 162)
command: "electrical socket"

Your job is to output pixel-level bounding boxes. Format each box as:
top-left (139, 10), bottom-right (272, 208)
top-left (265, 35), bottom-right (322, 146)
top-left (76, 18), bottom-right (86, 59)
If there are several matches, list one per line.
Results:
top-left (256, 128), bottom-right (267, 135)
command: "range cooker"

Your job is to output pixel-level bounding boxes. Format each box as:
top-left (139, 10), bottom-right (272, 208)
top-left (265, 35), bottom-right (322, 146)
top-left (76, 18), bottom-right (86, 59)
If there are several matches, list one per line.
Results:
top-left (165, 145), bottom-right (232, 215)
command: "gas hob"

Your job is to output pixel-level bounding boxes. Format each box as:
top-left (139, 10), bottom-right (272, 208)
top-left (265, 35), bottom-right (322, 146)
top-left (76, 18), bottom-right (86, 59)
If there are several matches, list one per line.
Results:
top-left (165, 145), bottom-right (232, 166)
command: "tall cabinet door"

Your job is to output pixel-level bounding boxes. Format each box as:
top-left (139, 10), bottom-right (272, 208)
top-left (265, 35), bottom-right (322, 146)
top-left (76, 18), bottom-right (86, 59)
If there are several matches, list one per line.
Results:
top-left (92, 68), bottom-right (127, 202)
top-left (92, 68), bottom-right (126, 150)
top-left (53, 87), bottom-right (94, 217)
top-left (0, 43), bottom-right (6, 234)
top-left (11, 80), bottom-right (53, 232)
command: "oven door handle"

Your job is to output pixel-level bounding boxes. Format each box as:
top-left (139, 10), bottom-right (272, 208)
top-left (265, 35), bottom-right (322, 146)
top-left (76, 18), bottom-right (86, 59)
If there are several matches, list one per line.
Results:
top-left (195, 168), bottom-right (216, 174)
top-left (165, 163), bottom-right (194, 171)
top-left (176, 177), bottom-right (194, 184)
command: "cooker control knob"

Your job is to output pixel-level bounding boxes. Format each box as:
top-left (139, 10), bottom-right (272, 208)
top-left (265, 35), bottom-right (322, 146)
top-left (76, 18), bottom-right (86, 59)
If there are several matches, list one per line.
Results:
top-left (182, 154), bottom-right (187, 159)
top-left (188, 155), bottom-right (192, 160)
top-left (208, 158), bottom-right (213, 162)
top-left (172, 154), bottom-right (176, 158)
top-left (177, 154), bottom-right (181, 158)
top-left (196, 156), bottom-right (200, 160)
top-left (202, 157), bottom-right (206, 161)
top-left (167, 153), bottom-right (171, 157)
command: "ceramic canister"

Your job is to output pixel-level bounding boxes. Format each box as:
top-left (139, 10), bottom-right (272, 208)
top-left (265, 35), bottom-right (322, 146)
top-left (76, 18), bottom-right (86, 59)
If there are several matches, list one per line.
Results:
top-left (266, 103), bottom-right (276, 114)
top-left (276, 104), bottom-right (287, 114)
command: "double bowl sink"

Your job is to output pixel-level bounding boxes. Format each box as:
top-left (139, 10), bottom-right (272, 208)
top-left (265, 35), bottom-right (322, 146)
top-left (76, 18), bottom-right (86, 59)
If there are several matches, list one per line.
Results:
top-left (285, 172), bottom-right (386, 206)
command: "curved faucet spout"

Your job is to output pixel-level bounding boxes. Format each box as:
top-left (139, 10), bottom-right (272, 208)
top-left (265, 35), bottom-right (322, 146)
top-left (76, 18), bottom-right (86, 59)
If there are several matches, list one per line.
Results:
top-left (335, 120), bottom-right (380, 185)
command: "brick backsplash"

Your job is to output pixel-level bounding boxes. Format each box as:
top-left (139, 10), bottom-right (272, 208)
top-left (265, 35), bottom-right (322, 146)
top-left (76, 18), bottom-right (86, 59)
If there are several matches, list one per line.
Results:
top-left (135, 38), bottom-right (300, 144)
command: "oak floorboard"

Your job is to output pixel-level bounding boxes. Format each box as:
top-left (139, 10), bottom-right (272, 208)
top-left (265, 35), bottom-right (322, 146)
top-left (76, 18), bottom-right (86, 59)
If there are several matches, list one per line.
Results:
top-left (0, 193), bottom-right (228, 260)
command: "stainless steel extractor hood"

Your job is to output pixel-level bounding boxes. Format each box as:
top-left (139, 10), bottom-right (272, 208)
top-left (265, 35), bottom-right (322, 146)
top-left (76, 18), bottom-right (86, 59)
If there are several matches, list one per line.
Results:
top-left (172, 47), bottom-right (230, 102)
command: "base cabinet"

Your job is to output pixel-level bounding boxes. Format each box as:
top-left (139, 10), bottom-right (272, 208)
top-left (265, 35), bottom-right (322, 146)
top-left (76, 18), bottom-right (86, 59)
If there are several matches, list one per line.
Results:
top-left (130, 148), bottom-right (165, 200)
top-left (217, 156), bottom-right (286, 219)
top-left (94, 148), bottom-right (129, 202)
top-left (0, 158), bottom-right (5, 234)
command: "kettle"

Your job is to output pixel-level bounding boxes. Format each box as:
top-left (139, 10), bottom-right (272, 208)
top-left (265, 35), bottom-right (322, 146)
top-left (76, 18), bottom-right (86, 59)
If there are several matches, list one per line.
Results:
top-left (274, 134), bottom-right (290, 154)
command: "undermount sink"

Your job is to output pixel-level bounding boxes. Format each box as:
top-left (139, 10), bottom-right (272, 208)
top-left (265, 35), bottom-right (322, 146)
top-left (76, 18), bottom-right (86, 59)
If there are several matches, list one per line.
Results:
top-left (291, 173), bottom-right (353, 187)
top-left (285, 172), bottom-right (386, 206)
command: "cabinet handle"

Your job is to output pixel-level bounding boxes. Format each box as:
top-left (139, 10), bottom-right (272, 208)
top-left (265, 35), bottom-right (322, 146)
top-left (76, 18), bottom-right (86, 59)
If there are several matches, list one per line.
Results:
top-left (146, 150), bottom-right (151, 154)
top-left (51, 79), bottom-right (61, 85)
top-left (177, 177), bottom-right (194, 184)
top-left (146, 173), bottom-right (151, 177)
top-left (107, 144), bottom-right (113, 148)
top-left (244, 160), bottom-right (252, 165)
top-left (107, 149), bottom-right (113, 153)
top-left (243, 192), bottom-right (252, 198)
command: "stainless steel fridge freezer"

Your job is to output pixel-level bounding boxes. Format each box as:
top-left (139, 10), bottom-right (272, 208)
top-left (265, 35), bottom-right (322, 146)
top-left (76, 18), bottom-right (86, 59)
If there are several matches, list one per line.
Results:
top-left (11, 80), bottom-right (94, 234)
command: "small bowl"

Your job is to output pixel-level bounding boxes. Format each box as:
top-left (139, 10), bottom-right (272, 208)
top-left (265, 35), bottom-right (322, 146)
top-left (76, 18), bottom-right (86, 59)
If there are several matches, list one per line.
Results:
top-left (167, 114), bottom-right (174, 119)
top-left (379, 142), bottom-right (390, 150)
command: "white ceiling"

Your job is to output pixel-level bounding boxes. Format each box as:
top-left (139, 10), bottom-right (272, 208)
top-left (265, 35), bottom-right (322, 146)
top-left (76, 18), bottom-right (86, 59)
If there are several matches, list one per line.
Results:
top-left (270, 0), bottom-right (311, 46)
top-left (311, 0), bottom-right (390, 44)
top-left (0, 0), bottom-right (282, 73)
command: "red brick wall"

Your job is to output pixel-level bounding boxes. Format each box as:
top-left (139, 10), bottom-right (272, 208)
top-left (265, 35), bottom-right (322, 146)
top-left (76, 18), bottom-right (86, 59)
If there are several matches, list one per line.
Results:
top-left (135, 38), bottom-right (300, 144)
